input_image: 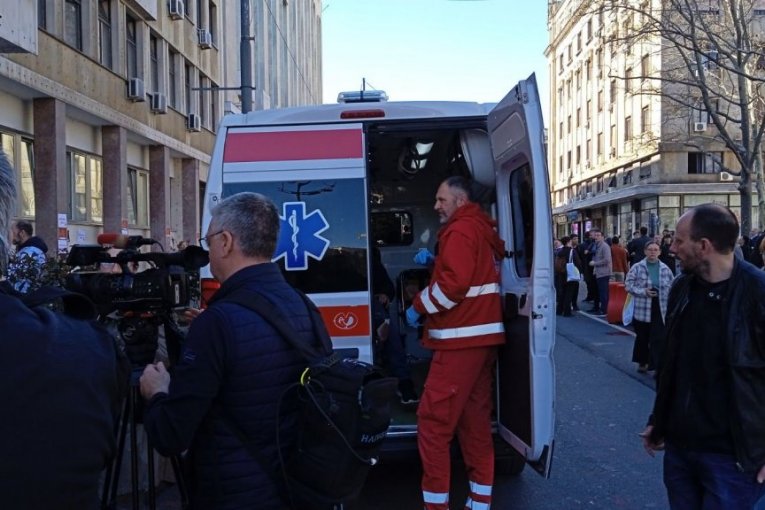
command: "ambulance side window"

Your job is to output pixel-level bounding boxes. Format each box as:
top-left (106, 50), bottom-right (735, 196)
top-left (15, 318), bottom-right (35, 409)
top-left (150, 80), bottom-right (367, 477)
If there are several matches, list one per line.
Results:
top-left (223, 179), bottom-right (369, 294)
top-left (509, 164), bottom-right (534, 277)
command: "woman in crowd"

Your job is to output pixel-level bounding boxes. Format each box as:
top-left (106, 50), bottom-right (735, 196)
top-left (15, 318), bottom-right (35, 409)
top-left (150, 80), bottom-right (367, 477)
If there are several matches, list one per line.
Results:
top-left (555, 236), bottom-right (582, 317)
top-left (658, 233), bottom-right (676, 274)
top-left (625, 241), bottom-right (675, 374)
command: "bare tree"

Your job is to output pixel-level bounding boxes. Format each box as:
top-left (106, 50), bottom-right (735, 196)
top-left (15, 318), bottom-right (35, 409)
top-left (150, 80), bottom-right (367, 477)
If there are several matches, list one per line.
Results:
top-left (576, 0), bottom-right (765, 234)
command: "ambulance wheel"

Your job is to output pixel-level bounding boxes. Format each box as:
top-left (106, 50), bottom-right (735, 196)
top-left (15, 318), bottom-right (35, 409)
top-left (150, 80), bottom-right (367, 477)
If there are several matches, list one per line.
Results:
top-left (495, 451), bottom-right (525, 476)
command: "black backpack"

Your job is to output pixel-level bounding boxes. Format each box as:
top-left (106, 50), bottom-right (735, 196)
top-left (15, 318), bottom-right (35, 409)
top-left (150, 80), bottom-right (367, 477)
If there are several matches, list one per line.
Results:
top-left (221, 291), bottom-right (398, 510)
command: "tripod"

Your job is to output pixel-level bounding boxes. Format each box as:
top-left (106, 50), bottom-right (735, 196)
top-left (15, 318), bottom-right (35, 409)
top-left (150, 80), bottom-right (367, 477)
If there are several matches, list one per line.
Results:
top-left (100, 315), bottom-right (190, 510)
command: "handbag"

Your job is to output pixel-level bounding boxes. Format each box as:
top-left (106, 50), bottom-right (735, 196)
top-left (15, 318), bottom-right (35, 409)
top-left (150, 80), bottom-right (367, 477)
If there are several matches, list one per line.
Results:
top-left (566, 249), bottom-right (581, 282)
top-left (622, 293), bottom-right (635, 326)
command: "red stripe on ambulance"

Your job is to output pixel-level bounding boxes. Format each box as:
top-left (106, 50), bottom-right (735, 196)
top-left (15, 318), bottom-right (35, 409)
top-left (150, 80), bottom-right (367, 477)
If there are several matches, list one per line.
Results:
top-left (223, 129), bottom-right (363, 162)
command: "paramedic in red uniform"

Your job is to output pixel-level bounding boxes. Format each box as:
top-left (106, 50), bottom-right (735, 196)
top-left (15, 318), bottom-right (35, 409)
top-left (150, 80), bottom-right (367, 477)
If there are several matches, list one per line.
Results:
top-left (406, 176), bottom-right (506, 510)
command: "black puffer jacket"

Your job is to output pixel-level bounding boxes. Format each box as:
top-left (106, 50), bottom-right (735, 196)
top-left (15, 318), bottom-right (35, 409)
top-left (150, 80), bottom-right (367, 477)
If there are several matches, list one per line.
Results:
top-left (649, 258), bottom-right (765, 472)
top-left (0, 283), bottom-right (123, 509)
top-left (143, 263), bottom-right (329, 509)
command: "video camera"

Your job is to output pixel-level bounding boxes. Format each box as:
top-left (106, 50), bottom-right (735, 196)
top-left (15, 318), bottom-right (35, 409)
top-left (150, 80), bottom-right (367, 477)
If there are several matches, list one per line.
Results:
top-left (64, 234), bottom-right (209, 314)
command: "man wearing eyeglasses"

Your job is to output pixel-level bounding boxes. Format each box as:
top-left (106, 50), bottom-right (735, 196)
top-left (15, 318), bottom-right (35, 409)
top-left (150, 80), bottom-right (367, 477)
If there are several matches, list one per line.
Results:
top-left (139, 192), bottom-right (330, 509)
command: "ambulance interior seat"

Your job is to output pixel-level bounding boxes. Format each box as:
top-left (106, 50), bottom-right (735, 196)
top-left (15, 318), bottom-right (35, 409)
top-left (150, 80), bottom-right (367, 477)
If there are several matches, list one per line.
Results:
top-left (393, 268), bottom-right (432, 362)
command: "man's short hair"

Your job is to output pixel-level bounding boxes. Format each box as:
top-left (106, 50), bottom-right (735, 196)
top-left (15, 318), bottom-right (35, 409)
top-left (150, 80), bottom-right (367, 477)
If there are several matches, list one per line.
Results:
top-left (560, 236), bottom-right (571, 245)
top-left (590, 228), bottom-right (602, 235)
top-left (211, 192), bottom-right (280, 259)
top-left (611, 236), bottom-right (620, 245)
top-left (15, 220), bottom-right (33, 236)
top-left (640, 226), bottom-right (648, 235)
top-left (688, 203), bottom-right (739, 254)
top-left (443, 176), bottom-right (473, 202)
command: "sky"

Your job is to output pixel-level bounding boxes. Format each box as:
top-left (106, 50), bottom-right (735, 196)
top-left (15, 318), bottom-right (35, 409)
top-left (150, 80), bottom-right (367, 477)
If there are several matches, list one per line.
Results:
top-left (321, 0), bottom-right (550, 120)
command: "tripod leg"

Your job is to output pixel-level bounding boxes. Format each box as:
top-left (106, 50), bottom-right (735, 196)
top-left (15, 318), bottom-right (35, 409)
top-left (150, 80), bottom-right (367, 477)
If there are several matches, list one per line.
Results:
top-left (147, 438), bottom-right (156, 510)
top-left (103, 393), bottom-right (131, 510)
top-left (129, 386), bottom-right (140, 510)
top-left (170, 455), bottom-right (190, 510)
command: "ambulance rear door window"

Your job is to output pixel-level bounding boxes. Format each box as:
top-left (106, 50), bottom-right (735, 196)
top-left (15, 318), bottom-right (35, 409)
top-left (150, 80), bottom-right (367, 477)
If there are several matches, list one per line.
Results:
top-left (223, 179), bottom-right (368, 294)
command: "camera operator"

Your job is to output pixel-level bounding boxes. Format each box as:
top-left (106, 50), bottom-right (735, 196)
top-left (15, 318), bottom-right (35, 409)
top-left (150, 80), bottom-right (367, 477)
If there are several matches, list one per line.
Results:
top-left (139, 192), bottom-right (329, 509)
top-left (0, 149), bottom-right (126, 509)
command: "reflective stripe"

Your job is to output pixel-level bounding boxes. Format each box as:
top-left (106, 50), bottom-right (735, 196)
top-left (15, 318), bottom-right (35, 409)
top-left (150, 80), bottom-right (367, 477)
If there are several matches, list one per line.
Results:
top-left (469, 480), bottom-right (493, 496)
top-left (465, 498), bottom-right (491, 510)
top-left (431, 282), bottom-right (457, 309)
top-left (428, 322), bottom-right (505, 340)
top-left (465, 283), bottom-right (500, 297)
top-left (420, 287), bottom-right (439, 314)
top-left (423, 491), bottom-right (449, 504)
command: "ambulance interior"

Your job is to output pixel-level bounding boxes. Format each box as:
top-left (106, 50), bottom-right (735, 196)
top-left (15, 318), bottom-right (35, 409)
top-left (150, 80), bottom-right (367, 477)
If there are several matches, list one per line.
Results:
top-left (366, 122), bottom-right (501, 423)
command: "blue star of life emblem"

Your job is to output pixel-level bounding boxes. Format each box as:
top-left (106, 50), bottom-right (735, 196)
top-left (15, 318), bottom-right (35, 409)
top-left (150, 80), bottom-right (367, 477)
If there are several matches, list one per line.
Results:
top-left (274, 202), bottom-right (330, 271)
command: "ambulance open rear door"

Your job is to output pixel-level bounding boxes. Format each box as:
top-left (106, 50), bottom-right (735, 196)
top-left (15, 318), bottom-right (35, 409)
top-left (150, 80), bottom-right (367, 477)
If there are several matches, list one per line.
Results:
top-left (489, 74), bottom-right (556, 477)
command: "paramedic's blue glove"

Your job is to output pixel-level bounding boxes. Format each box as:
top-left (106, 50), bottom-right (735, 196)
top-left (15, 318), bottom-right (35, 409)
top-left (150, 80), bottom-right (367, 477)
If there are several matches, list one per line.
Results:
top-left (414, 249), bottom-right (435, 266)
top-left (406, 306), bottom-right (422, 328)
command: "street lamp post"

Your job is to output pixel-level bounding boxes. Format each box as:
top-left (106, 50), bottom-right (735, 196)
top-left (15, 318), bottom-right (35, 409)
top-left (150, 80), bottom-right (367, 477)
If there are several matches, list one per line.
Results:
top-left (240, 0), bottom-right (253, 113)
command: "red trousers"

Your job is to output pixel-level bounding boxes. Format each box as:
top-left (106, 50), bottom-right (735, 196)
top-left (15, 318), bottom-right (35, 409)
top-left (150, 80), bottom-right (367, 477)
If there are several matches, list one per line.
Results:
top-left (418, 346), bottom-right (497, 510)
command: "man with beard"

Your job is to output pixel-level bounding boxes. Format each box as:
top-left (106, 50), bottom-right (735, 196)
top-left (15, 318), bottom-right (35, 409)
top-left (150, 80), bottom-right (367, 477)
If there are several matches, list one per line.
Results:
top-left (640, 203), bottom-right (765, 509)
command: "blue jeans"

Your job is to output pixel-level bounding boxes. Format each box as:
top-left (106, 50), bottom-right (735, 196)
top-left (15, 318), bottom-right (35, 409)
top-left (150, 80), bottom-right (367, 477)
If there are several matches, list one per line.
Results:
top-left (664, 443), bottom-right (765, 510)
top-left (594, 276), bottom-right (610, 313)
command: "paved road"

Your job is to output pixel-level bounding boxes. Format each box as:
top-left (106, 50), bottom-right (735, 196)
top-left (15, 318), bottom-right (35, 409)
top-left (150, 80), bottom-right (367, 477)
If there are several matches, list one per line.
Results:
top-left (119, 310), bottom-right (669, 510)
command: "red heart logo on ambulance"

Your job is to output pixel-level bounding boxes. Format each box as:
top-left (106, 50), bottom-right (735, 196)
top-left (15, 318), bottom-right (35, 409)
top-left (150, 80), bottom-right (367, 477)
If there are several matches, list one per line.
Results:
top-left (333, 312), bottom-right (358, 330)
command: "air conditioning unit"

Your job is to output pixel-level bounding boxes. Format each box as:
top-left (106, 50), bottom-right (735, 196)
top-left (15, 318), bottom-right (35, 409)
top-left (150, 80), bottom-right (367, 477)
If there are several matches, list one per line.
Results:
top-left (150, 93), bottom-right (167, 114)
top-left (198, 29), bottom-right (213, 49)
top-left (720, 171), bottom-right (735, 182)
top-left (127, 78), bottom-right (145, 102)
top-left (693, 122), bottom-right (707, 132)
top-left (187, 113), bottom-right (201, 132)
top-left (168, 0), bottom-right (184, 20)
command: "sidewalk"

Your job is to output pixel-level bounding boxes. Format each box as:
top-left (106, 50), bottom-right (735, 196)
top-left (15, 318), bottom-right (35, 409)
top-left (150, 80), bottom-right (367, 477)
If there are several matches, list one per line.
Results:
top-left (557, 298), bottom-right (657, 389)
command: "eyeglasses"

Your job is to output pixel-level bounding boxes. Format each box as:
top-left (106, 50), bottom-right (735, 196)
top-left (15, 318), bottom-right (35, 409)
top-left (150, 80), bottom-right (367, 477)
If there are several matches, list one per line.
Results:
top-left (199, 230), bottom-right (225, 250)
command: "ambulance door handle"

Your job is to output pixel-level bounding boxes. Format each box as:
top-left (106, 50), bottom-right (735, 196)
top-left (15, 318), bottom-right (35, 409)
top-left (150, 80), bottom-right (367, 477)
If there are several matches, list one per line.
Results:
top-left (531, 311), bottom-right (543, 320)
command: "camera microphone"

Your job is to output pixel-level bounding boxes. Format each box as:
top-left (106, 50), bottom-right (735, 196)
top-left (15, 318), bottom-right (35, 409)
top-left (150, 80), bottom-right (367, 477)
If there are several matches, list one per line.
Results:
top-left (97, 233), bottom-right (156, 249)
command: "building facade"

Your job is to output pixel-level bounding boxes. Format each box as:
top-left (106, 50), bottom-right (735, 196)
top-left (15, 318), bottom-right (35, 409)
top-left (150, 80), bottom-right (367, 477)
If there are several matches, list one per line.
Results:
top-left (546, 0), bottom-right (751, 240)
top-left (0, 0), bottom-right (321, 254)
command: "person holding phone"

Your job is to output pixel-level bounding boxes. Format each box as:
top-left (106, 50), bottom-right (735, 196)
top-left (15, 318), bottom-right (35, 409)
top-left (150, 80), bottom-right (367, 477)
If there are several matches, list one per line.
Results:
top-left (625, 241), bottom-right (675, 374)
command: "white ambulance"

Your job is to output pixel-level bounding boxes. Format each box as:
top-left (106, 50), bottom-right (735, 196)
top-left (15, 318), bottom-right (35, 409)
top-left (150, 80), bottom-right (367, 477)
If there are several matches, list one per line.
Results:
top-left (200, 74), bottom-right (555, 477)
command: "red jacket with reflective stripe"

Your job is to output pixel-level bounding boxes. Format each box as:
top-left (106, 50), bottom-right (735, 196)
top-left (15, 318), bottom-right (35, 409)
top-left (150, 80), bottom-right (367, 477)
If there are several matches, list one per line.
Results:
top-left (413, 202), bottom-right (506, 350)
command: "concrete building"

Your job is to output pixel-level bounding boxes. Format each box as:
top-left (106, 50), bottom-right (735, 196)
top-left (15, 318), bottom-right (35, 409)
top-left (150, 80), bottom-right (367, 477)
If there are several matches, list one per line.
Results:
top-left (546, 0), bottom-right (750, 240)
top-left (0, 0), bottom-right (321, 255)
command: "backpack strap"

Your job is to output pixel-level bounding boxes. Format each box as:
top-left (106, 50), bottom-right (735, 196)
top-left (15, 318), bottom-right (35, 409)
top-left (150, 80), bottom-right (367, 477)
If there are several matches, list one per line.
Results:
top-left (223, 289), bottom-right (333, 362)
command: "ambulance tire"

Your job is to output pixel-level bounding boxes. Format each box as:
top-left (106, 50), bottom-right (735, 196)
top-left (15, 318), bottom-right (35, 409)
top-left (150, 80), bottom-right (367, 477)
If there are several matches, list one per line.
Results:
top-left (495, 450), bottom-right (526, 476)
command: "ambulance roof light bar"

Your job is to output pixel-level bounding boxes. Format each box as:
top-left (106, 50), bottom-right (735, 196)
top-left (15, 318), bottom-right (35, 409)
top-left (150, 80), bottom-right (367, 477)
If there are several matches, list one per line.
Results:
top-left (337, 90), bottom-right (389, 103)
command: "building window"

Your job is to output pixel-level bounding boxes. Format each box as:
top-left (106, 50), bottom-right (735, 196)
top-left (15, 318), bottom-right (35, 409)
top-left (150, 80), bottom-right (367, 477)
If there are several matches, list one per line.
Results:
top-left (209, 1), bottom-right (217, 45)
top-left (641, 54), bottom-right (651, 78)
top-left (211, 79), bottom-right (219, 131)
top-left (200, 74), bottom-right (208, 128)
top-left (38, 0), bottom-right (47, 29)
top-left (168, 49), bottom-right (178, 108)
top-left (641, 106), bottom-right (650, 133)
top-left (127, 168), bottom-right (149, 227)
top-left (559, 121), bottom-right (563, 138)
top-left (625, 68), bottom-right (633, 93)
top-left (576, 107), bottom-right (581, 127)
top-left (567, 115), bottom-right (572, 134)
top-left (586, 99), bottom-right (592, 125)
top-left (98, 0), bottom-right (113, 69)
top-left (1, 133), bottom-right (35, 217)
top-left (587, 19), bottom-right (593, 41)
top-left (185, 61), bottom-right (193, 114)
top-left (586, 139), bottom-right (592, 161)
top-left (625, 116), bottom-right (633, 141)
top-left (126, 13), bottom-right (138, 78)
top-left (597, 132), bottom-right (604, 156)
top-left (149, 34), bottom-right (159, 93)
top-left (197, 0), bottom-right (204, 27)
top-left (64, 0), bottom-right (83, 50)
top-left (688, 152), bottom-right (723, 174)
top-left (66, 151), bottom-right (103, 223)
top-left (598, 90), bottom-right (604, 111)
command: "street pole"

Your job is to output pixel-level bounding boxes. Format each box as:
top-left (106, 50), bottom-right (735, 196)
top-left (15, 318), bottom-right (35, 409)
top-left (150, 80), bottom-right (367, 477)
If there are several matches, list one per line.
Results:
top-left (240, 0), bottom-right (253, 113)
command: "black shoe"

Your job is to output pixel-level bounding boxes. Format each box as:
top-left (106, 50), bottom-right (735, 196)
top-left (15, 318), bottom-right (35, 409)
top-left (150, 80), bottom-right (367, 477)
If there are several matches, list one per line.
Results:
top-left (398, 379), bottom-right (420, 405)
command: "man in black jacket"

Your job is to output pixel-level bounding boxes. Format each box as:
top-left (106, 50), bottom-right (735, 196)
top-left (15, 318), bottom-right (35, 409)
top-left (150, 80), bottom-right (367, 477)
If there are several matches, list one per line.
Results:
top-left (0, 148), bottom-right (124, 509)
top-left (140, 192), bottom-right (329, 509)
top-left (640, 204), bottom-right (765, 509)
